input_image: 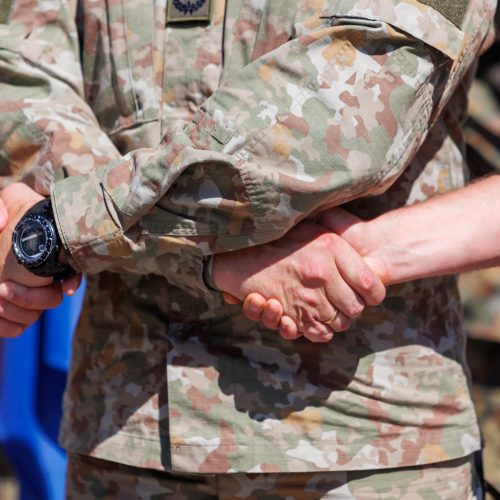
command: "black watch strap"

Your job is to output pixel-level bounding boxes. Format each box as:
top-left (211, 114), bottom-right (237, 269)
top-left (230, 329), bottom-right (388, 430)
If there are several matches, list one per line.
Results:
top-left (13, 198), bottom-right (75, 280)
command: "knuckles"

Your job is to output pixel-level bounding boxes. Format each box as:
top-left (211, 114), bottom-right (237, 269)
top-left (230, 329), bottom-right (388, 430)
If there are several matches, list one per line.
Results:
top-left (316, 232), bottom-right (338, 251)
top-left (346, 302), bottom-right (364, 318)
top-left (373, 285), bottom-right (387, 305)
top-left (358, 268), bottom-right (375, 292)
top-left (357, 268), bottom-right (387, 306)
top-left (298, 289), bottom-right (323, 310)
top-left (337, 316), bottom-right (352, 332)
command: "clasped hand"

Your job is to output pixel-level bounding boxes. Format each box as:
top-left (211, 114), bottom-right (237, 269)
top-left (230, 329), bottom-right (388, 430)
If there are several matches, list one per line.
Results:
top-left (0, 183), bottom-right (81, 337)
top-left (213, 217), bottom-right (385, 342)
top-left (0, 183), bottom-right (383, 343)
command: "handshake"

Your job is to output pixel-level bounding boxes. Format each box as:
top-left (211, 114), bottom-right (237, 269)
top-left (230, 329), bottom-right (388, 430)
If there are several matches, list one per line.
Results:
top-left (213, 217), bottom-right (386, 342)
top-left (0, 182), bottom-right (387, 341)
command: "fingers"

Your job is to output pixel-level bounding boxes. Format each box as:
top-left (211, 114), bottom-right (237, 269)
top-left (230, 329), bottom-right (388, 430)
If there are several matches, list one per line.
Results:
top-left (306, 233), bottom-right (383, 319)
top-left (0, 281), bottom-right (63, 310)
top-left (322, 308), bottom-right (352, 333)
top-left (318, 207), bottom-right (362, 237)
top-left (260, 299), bottom-right (283, 330)
top-left (243, 294), bottom-right (284, 329)
top-left (278, 316), bottom-right (301, 340)
top-left (243, 293), bottom-right (341, 342)
top-left (243, 293), bottom-right (267, 321)
top-left (300, 322), bottom-right (335, 343)
top-left (332, 238), bottom-right (386, 306)
top-left (237, 225), bottom-right (386, 343)
top-left (319, 210), bottom-right (389, 289)
top-left (243, 295), bottom-right (302, 340)
top-left (0, 281), bottom-right (64, 338)
top-left (0, 297), bottom-right (42, 325)
top-left (282, 290), bottom-right (335, 342)
top-left (0, 317), bottom-right (26, 338)
top-left (242, 296), bottom-right (326, 343)
top-left (324, 276), bottom-right (365, 319)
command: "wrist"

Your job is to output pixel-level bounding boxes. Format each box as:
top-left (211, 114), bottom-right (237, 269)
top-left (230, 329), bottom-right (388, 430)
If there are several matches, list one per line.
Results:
top-left (57, 245), bottom-right (78, 272)
top-left (212, 253), bottom-right (246, 299)
top-left (12, 198), bottom-right (76, 280)
top-left (359, 218), bottom-right (395, 286)
top-left (211, 254), bottom-right (225, 292)
top-left (202, 255), bottom-right (219, 291)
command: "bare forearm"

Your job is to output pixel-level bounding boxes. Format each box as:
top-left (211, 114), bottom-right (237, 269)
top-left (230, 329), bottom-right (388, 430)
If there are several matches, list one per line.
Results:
top-left (365, 175), bottom-right (500, 284)
top-left (244, 176), bottom-right (500, 334)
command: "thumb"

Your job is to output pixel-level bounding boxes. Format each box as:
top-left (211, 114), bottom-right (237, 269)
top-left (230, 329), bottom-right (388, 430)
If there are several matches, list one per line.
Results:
top-left (0, 197), bottom-right (7, 231)
top-left (317, 207), bottom-right (363, 235)
top-left (222, 293), bottom-right (241, 304)
top-left (317, 207), bottom-right (368, 254)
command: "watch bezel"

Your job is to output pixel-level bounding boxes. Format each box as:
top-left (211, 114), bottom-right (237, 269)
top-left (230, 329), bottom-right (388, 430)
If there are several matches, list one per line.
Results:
top-left (12, 213), bottom-right (58, 269)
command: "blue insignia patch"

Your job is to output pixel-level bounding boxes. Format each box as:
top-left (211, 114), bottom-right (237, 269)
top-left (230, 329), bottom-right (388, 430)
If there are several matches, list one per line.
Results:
top-left (172, 0), bottom-right (207, 15)
top-left (166, 0), bottom-right (212, 23)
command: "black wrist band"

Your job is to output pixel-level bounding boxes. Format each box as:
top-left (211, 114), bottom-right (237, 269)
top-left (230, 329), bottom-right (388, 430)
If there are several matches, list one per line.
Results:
top-left (202, 255), bottom-right (219, 292)
top-left (12, 198), bottom-right (76, 280)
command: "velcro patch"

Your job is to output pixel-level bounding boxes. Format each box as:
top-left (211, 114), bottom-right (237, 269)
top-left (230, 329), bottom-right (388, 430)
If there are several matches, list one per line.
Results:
top-left (0, 0), bottom-right (13, 23)
top-left (418, 0), bottom-right (468, 28)
top-left (166, 0), bottom-right (212, 24)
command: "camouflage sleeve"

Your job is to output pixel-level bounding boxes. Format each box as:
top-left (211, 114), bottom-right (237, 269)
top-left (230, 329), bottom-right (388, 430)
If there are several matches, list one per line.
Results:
top-left (0, 0), bottom-right (124, 191)
top-left (2, 0), bottom-right (494, 296)
top-left (0, 0), bottom-right (205, 292)
top-left (50, 1), bottom-right (495, 295)
top-left (0, 0), bottom-right (224, 295)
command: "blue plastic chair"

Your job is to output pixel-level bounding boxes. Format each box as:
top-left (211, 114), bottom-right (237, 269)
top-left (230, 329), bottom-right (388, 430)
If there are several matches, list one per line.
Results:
top-left (0, 283), bottom-right (85, 500)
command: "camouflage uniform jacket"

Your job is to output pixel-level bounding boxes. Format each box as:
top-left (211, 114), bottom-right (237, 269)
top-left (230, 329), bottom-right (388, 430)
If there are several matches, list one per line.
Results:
top-left (0, 0), bottom-right (496, 473)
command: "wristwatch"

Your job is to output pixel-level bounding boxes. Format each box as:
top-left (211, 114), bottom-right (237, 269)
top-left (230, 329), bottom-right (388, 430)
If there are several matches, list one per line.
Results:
top-left (12, 198), bottom-right (75, 280)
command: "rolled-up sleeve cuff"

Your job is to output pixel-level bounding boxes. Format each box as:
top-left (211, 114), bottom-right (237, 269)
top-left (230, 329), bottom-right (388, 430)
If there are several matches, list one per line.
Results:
top-left (151, 251), bottom-right (215, 297)
top-left (51, 172), bottom-right (131, 275)
top-left (51, 173), bottom-right (216, 298)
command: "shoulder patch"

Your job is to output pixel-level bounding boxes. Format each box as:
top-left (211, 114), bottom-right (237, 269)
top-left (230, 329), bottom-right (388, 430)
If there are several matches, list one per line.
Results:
top-left (166, 0), bottom-right (212, 24)
top-left (0, 0), bottom-right (13, 23)
top-left (417, 0), bottom-right (468, 28)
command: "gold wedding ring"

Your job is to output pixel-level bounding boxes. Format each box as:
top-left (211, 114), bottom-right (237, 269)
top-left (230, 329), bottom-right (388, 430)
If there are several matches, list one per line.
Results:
top-left (323, 309), bottom-right (339, 327)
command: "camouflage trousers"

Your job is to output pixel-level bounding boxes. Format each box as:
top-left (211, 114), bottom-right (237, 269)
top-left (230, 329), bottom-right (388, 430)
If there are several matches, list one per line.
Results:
top-left (65, 452), bottom-right (483, 499)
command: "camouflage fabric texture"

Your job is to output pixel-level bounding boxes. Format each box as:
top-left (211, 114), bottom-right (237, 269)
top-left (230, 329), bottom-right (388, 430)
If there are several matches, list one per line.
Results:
top-left (0, 0), bottom-right (497, 474)
top-left (65, 453), bottom-right (481, 499)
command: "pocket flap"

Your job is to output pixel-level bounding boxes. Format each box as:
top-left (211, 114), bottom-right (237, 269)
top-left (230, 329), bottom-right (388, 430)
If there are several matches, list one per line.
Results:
top-left (323, 0), bottom-right (466, 60)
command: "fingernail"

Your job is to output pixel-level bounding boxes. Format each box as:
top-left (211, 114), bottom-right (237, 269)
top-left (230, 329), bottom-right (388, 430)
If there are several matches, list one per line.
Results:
top-left (0, 283), bottom-right (13, 299)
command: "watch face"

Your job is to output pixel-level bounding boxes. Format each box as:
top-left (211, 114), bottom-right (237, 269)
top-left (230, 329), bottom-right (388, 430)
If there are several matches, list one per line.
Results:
top-left (12, 214), bottom-right (56, 267)
top-left (19, 222), bottom-right (48, 258)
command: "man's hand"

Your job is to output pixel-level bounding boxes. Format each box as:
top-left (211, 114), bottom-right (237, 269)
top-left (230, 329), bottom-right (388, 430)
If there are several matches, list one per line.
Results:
top-left (0, 183), bottom-right (49, 286)
top-left (0, 183), bottom-right (81, 338)
top-left (0, 197), bottom-right (7, 232)
top-left (213, 220), bottom-right (385, 343)
top-left (0, 280), bottom-right (64, 337)
top-left (318, 208), bottom-right (388, 281)
top-left (239, 210), bottom-right (389, 338)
